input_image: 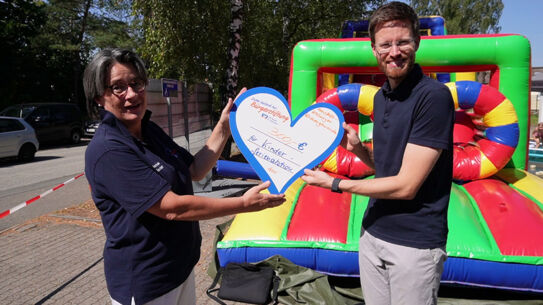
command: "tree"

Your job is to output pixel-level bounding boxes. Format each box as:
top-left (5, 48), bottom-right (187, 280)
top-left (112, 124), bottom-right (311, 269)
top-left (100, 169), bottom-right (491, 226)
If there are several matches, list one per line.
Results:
top-left (132, 0), bottom-right (384, 119)
top-left (221, 0), bottom-right (244, 159)
top-left (0, 0), bottom-right (138, 114)
top-left (409, 0), bottom-right (503, 34)
top-left (225, 0), bottom-right (243, 103)
top-left (237, 0), bottom-right (383, 98)
top-left (0, 0), bottom-right (47, 110)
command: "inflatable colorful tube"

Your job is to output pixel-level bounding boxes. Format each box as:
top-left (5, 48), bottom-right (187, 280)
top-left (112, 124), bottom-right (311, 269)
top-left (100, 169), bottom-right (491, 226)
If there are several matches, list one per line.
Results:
top-left (447, 81), bottom-right (519, 181)
top-left (317, 81), bottom-right (520, 181)
top-left (317, 84), bottom-right (378, 178)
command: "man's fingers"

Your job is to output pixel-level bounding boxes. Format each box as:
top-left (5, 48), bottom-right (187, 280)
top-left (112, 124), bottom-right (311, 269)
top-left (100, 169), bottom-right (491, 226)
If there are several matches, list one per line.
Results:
top-left (343, 122), bottom-right (357, 134)
top-left (304, 168), bottom-right (314, 175)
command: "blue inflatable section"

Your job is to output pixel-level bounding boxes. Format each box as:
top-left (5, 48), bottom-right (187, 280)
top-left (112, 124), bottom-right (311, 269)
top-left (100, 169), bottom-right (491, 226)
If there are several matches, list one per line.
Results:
top-left (443, 257), bottom-right (543, 293)
top-left (215, 160), bottom-right (259, 180)
top-left (218, 247), bottom-right (359, 277)
top-left (218, 247), bottom-right (543, 293)
top-left (338, 84), bottom-right (362, 111)
top-left (456, 80), bottom-right (481, 109)
top-left (485, 123), bottom-right (520, 147)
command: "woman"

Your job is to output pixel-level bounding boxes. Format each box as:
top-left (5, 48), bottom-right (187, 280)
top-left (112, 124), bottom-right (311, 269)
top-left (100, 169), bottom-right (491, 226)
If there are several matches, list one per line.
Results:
top-left (83, 48), bottom-right (285, 305)
top-left (533, 122), bottom-right (543, 148)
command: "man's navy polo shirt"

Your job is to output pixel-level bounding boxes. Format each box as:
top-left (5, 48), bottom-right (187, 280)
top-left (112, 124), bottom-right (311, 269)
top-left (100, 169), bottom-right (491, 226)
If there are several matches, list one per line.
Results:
top-left (363, 64), bottom-right (454, 249)
top-left (85, 110), bottom-right (201, 305)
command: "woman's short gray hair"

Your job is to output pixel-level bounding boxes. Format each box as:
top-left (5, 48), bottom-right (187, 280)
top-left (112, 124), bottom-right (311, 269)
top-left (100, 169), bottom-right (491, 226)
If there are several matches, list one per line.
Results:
top-left (83, 48), bottom-right (148, 118)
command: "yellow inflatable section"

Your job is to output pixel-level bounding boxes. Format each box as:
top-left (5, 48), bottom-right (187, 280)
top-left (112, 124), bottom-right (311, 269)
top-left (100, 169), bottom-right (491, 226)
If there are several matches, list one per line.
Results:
top-left (222, 178), bottom-right (305, 241)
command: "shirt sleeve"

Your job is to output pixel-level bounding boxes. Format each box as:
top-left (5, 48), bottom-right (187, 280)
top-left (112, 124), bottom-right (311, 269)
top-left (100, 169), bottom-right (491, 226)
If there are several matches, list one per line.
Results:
top-left (93, 147), bottom-right (171, 218)
top-left (408, 84), bottom-right (454, 150)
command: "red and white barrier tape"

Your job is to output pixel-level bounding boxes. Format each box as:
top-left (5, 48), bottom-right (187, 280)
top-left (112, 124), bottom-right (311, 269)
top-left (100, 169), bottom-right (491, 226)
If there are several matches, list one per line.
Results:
top-left (0, 173), bottom-right (85, 219)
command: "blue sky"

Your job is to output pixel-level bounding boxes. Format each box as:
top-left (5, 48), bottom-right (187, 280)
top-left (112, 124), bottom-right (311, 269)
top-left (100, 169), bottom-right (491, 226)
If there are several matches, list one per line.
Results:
top-left (499, 0), bottom-right (543, 67)
top-left (395, 0), bottom-right (541, 67)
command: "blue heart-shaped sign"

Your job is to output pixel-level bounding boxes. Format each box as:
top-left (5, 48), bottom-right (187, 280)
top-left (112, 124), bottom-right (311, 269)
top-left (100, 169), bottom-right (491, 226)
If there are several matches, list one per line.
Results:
top-left (230, 87), bottom-right (344, 194)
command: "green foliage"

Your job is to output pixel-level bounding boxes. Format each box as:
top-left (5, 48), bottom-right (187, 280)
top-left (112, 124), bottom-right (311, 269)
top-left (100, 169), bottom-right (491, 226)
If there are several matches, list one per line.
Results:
top-left (0, 0), bottom-right (47, 110)
top-left (133, 0), bottom-right (384, 117)
top-left (132, 1), bottom-right (231, 80)
top-left (409, 0), bottom-right (503, 34)
top-left (238, 1), bottom-right (383, 96)
top-left (0, 0), bottom-right (138, 115)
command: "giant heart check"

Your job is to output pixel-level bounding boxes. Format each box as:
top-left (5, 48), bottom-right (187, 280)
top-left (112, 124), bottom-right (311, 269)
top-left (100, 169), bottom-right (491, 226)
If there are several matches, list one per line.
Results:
top-left (230, 87), bottom-right (344, 194)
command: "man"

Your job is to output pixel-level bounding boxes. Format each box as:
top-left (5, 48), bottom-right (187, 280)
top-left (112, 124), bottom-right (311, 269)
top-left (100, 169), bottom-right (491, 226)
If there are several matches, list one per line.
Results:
top-left (301, 2), bottom-right (454, 304)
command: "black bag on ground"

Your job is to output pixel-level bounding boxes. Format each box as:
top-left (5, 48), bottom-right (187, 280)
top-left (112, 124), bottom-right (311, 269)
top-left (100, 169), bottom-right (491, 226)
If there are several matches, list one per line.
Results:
top-left (207, 262), bottom-right (280, 304)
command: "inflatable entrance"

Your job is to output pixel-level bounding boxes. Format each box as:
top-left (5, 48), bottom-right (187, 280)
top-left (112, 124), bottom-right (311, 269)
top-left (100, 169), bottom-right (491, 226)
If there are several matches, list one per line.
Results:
top-left (216, 34), bottom-right (543, 294)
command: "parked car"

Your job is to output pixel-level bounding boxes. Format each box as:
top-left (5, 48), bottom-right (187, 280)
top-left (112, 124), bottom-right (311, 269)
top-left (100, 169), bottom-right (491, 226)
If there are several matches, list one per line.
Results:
top-left (0, 116), bottom-right (39, 161)
top-left (84, 120), bottom-right (100, 138)
top-left (0, 103), bottom-right (83, 144)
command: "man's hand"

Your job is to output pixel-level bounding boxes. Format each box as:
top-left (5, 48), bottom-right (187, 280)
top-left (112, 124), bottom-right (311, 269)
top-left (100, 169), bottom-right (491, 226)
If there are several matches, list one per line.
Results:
top-left (340, 122), bottom-right (362, 152)
top-left (340, 122), bottom-right (374, 168)
top-left (301, 169), bottom-right (334, 189)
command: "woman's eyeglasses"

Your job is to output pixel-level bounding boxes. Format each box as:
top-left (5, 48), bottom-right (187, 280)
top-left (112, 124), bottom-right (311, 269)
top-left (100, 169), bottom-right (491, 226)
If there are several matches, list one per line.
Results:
top-left (107, 80), bottom-right (146, 96)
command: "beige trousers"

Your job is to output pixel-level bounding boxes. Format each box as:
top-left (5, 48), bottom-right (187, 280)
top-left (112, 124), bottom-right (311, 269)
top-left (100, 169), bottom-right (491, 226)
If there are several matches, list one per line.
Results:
top-left (358, 230), bottom-right (447, 305)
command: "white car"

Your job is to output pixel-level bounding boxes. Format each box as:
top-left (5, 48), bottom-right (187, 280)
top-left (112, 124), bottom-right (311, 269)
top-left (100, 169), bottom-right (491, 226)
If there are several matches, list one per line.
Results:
top-left (0, 116), bottom-right (39, 161)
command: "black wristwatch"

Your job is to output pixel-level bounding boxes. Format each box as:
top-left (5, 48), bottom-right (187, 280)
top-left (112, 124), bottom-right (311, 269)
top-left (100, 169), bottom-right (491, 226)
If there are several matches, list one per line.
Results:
top-left (331, 178), bottom-right (343, 193)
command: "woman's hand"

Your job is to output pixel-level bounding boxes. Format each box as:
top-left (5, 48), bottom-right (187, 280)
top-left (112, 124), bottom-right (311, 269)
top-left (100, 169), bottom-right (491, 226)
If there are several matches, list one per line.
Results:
top-left (240, 181), bottom-right (286, 212)
top-left (217, 87), bottom-right (247, 135)
top-left (191, 87), bottom-right (249, 180)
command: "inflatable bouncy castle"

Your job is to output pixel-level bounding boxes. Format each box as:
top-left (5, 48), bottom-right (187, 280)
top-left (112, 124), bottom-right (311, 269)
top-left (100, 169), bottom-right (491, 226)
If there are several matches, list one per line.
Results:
top-left (215, 34), bottom-right (543, 294)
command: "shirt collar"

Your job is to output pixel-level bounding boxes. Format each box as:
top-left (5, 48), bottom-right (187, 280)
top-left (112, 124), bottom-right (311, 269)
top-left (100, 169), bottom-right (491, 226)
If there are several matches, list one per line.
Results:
top-left (381, 64), bottom-right (423, 100)
top-left (99, 109), bottom-right (153, 139)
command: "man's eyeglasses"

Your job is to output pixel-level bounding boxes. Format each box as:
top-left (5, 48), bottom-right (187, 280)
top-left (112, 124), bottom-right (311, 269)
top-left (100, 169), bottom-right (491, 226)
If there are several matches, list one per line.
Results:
top-left (375, 39), bottom-right (415, 55)
top-left (107, 80), bottom-right (146, 96)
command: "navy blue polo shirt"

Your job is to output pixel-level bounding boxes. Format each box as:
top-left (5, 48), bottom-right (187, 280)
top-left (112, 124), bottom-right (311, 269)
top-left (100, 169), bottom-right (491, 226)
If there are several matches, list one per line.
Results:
top-left (85, 110), bottom-right (201, 305)
top-left (363, 64), bottom-right (454, 249)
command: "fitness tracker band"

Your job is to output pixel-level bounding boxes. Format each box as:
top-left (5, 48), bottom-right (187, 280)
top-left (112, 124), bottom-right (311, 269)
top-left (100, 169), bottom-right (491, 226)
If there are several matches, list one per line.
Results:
top-left (331, 178), bottom-right (343, 193)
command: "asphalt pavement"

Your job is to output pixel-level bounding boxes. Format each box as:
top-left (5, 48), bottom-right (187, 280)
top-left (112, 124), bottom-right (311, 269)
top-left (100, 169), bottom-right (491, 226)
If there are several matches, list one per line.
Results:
top-left (0, 129), bottom-right (258, 305)
top-left (2, 129), bottom-right (543, 304)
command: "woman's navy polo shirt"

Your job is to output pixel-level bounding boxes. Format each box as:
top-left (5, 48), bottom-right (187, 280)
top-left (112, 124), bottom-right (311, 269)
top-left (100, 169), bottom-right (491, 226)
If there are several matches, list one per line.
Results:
top-left (85, 110), bottom-right (201, 305)
top-left (363, 64), bottom-right (454, 249)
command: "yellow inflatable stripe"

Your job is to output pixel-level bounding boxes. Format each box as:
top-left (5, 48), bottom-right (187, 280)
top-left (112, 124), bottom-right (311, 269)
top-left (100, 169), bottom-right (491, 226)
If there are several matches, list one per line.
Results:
top-left (445, 82), bottom-right (459, 109)
top-left (322, 148), bottom-right (338, 173)
top-left (454, 72), bottom-right (477, 81)
top-left (483, 99), bottom-right (518, 127)
top-left (322, 72), bottom-right (336, 92)
top-left (480, 151), bottom-right (498, 179)
top-left (357, 85), bottom-right (379, 116)
top-left (222, 178), bottom-right (304, 241)
top-left (496, 168), bottom-right (543, 204)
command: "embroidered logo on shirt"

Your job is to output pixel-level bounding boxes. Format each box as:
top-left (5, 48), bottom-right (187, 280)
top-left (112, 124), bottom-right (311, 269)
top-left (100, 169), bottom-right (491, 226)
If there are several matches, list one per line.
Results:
top-left (153, 162), bottom-right (164, 172)
top-left (168, 148), bottom-right (179, 159)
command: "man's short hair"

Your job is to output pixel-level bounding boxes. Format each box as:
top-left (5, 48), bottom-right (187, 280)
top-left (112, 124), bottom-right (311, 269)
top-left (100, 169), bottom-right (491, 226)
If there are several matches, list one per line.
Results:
top-left (368, 1), bottom-right (420, 44)
top-left (83, 48), bottom-right (148, 118)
